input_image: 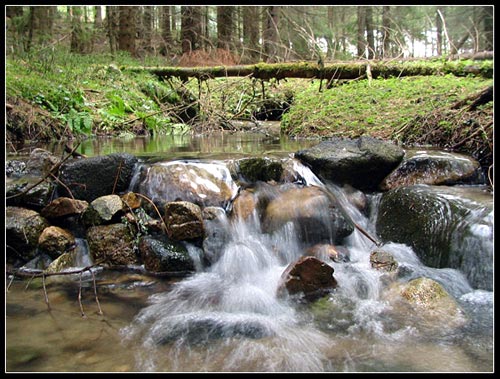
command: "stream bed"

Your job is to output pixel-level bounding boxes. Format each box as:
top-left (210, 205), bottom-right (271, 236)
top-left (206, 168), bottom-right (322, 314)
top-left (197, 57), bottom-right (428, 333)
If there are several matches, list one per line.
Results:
top-left (5, 130), bottom-right (494, 373)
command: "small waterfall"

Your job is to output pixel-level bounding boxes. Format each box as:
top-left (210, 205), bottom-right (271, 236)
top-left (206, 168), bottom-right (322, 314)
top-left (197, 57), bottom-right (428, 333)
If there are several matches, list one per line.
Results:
top-left (121, 159), bottom-right (493, 372)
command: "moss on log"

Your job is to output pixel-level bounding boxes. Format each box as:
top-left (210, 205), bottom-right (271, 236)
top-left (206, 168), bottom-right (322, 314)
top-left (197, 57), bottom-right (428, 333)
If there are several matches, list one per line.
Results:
top-left (122, 60), bottom-right (493, 81)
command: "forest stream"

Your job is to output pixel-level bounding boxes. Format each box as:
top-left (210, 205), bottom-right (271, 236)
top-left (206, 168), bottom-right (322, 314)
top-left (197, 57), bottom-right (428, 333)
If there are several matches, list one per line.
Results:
top-left (5, 130), bottom-right (493, 373)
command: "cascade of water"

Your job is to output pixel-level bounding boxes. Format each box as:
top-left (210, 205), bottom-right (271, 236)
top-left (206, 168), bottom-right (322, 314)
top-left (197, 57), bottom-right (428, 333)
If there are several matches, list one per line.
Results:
top-left (121, 159), bottom-right (492, 372)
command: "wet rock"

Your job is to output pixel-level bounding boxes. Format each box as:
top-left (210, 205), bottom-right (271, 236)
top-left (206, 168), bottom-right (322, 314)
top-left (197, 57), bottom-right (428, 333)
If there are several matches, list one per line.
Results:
top-left (202, 207), bottom-right (230, 265)
top-left (134, 160), bottom-right (239, 209)
top-left (40, 197), bottom-right (89, 219)
top-left (82, 194), bottom-right (124, 226)
top-left (164, 201), bottom-right (204, 241)
top-left (376, 184), bottom-right (493, 291)
top-left (277, 255), bottom-right (337, 302)
top-left (380, 149), bottom-right (483, 190)
top-left (385, 277), bottom-right (467, 330)
top-left (5, 177), bottom-right (53, 210)
top-left (26, 148), bottom-right (61, 176)
top-left (306, 243), bottom-right (349, 263)
top-left (121, 192), bottom-right (142, 210)
top-left (38, 226), bottom-right (76, 259)
top-left (370, 249), bottom-right (398, 272)
top-left (45, 251), bottom-right (77, 273)
top-left (231, 189), bottom-right (256, 221)
top-left (57, 153), bottom-right (138, 202)
top-left (6, 206), bottom-right (50, 264)
top-left (261, 185), bottom-right (353, 245)
top-left (295, 136), bottom-right (405, 191)
top-left (237, 157), bottom-right (284, 183)
top-left (5, 160), bottom-right (27, 178)
top-left (152, 313), bottom-right (276, 345)
top-left (86, 223), bottom-right (139, 265)
top-left (138, 236), bottom-right (195, 273)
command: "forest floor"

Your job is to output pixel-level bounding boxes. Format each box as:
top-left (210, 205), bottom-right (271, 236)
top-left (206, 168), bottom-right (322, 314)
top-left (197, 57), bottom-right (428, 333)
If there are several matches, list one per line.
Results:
top-left (5, 50), bottom-right (493, 175)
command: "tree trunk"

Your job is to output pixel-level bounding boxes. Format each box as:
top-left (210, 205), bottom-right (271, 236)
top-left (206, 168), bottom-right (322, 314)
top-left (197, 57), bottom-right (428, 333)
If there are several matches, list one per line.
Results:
top-left (482, 6), bottom-right (493, 51)
top-left (141, 6), bottom-right (153, 54)
top-left (217, 6), bottom-right (233, 51)
top-left (70, 6), bottom-right (85, 54)
top-left (382, 6), bottom-right (391, 58)
top-left (27, 6), bottom-right (53, 50)
top-left (161, 6), bottom-right (172, 56)
top-left (94, 6), bottom-right (102, 28)
top-left (436, 7), bottom-right (443, 56)
top-left (356, 7), bottom-right (366, 58)
top-left (181, 6), bottom-right (202, 54)
top-left (365, 7), bottom-right (375, 59)
top-left (263, 6), bottom-right (280, 63)
top-left (243, 6), bottom-right (259, 62)
top-left (118, 6), bottom-right (137, 56)
top-left (124, 60), bottom-right (493, 81)
top-left (106, 6), bottom-right (119, 55)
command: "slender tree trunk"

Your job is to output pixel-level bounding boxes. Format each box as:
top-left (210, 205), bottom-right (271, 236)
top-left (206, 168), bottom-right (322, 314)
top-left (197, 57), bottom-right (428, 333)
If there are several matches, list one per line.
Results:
top-left (243, 6), bottom-right (259, 62)
top-left (94, 6), bottom-right (102, 28)
top-left (70, 6), bottom-right (85, 53)
top-left (365, 7), bottom-right (375, 59)
top-left (217, 6), bottom-right (233, 51)
top-left (106, 6), bottom-right (119, 54)
top-left (357, 7), bottom-right (366, 58)
top-left (118, 6), bottom-right (137, 56)
top-left (181, 6), bottom-right (202, 54)
top-left (141, 6), bottom-right (153, 54)
top-left (263, 6), bottom-right (280, 63)
top-left (382, 6), bottom-right (391, 58)
top-left (436, 7), bottom-right (443, 56)
top-left (27, 6), bottom-right (53, 50)
top-left (482, 6), bottom-right (493, 51)
top-left (161, 6), bottom-right (172, 56)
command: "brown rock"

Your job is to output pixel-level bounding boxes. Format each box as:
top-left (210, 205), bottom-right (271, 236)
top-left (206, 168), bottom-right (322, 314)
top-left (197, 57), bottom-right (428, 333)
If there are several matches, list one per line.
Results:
top-left (164, 201), bottom-right (204, 241)
top-left (277, 256), bottom-right (337, 301)
top-left (38, 226), bottom-right (76, 258)
top-left (231, 189), bottom-right (256, 220)
top-left (41, 197), bottom-right (89, 219)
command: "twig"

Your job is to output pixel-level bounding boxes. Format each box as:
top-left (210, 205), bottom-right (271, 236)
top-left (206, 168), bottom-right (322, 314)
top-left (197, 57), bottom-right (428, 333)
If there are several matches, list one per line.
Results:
top-left (133, 192), bottom-right (168, 232)
top-left (78, 272), bottom-right (87, 318)
top-left (91, 269), bottom-right (103, 315)
top-left (42, 274), bottom-right (51, 311)
top-left (112, 160), bottom-right (124, 195)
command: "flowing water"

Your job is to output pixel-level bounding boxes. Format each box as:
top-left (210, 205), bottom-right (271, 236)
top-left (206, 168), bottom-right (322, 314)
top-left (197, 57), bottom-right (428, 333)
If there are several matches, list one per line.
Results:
top-left (5, 131), bottom-right (494, 373)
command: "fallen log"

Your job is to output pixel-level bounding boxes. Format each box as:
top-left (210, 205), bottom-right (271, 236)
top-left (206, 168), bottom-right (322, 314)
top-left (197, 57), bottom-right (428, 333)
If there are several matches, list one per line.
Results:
top-left (122, 60), bottom-right (493, 81)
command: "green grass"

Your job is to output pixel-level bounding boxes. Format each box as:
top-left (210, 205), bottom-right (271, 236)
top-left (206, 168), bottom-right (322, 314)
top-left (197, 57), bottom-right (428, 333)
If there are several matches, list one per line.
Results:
top-left (6, 48), bottom-right (188, 137)
top-left (281, 74), bottom-right (492, 139)
top-left (6, 48), bottom-right (493, 143)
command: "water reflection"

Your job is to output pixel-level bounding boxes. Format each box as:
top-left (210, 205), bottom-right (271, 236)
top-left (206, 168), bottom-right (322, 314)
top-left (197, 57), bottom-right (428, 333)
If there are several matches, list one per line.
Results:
top-left (7, 128), bottom-right (319, 161)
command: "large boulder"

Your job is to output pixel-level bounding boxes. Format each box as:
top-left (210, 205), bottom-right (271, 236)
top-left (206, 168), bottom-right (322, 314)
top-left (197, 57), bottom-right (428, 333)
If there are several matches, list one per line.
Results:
top-left (376, 184), bottom-right (493, 290)
top-left (57, 153), bottom-right (138, 202)
top-left (133, 160), bottom-right (239, 209)
top-left (260, 184), bottom-right (353, 245)
top-left (295, 136), bottom-right (405, 191)
top-left (236, 157), bottom-right (284, 183)
top-left (380, 149), bottom-right (483, 190)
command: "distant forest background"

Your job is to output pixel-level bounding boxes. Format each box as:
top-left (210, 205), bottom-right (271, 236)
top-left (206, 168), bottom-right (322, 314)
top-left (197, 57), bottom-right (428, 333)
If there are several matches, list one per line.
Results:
top-left (5, 5), bottom-right (494, 65)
